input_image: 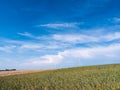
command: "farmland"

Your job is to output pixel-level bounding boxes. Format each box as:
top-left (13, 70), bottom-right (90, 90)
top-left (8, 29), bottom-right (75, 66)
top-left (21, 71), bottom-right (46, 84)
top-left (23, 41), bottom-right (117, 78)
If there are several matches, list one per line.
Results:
top-left (0, 70), bottom-right (45, 77)
top-left (0, 64), bottom-right (120, 90)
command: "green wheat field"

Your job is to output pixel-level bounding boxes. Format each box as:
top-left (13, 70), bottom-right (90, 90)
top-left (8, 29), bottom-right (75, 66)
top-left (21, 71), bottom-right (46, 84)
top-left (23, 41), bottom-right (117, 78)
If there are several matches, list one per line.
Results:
top-left (0, 64), bottom-right (120, 90)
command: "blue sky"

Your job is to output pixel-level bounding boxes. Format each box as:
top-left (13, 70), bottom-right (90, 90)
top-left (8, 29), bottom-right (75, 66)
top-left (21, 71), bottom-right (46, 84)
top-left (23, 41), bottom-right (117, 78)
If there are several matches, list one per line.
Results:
top-left (0, 0), bottom-right (120, 70)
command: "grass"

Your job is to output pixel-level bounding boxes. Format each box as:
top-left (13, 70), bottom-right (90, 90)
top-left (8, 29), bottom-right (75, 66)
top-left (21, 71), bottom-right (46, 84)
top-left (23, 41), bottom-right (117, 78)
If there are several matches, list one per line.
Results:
top-left (0, 64), bottom-right (120, 90)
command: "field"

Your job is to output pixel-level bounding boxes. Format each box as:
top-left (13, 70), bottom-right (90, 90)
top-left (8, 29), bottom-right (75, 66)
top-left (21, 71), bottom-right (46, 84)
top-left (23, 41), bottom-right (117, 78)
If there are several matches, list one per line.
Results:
top-left (0, 64), bottom-right (120, 90)
top-left (0, 70), bottom-right (46, 77)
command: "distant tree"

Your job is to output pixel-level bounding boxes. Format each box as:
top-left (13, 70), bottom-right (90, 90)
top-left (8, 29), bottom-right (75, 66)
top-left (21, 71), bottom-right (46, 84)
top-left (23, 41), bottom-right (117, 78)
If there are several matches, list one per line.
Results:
top-left (5, 69), bottom-right (9, 71)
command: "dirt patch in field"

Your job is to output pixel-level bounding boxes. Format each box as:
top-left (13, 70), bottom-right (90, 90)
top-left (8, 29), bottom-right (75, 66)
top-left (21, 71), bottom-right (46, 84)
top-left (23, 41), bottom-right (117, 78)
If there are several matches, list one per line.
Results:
top-left (0, 70), bottom-right (46, 77)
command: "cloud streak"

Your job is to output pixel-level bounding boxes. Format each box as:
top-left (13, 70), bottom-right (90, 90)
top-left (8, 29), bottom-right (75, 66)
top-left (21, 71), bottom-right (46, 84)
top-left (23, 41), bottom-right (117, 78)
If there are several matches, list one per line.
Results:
top-left (53, 32), bottom-right (120, 43)
top-left (0, 46), bottom-right (16, 53)
top-left (37, 22), bottom-right (80, 29)
top-left (18, 31), bottom-right (120, 44)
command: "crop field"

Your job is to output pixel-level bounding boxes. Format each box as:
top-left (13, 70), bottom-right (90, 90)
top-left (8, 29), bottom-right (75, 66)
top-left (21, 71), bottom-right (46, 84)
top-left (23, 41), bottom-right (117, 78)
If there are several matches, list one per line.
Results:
top-left (0, 64), bottom-right (120, 90)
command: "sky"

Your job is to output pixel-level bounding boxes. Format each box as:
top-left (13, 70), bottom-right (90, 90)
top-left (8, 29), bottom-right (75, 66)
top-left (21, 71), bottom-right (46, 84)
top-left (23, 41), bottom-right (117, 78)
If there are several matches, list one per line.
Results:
top-left (0, 0), bottom-right (120, 70)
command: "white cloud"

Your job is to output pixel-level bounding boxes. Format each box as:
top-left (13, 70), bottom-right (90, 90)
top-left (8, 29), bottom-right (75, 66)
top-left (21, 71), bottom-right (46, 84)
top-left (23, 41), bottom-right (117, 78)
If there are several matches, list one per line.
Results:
top-left (2, 31), bottom-right (120, 54)
top-left (18, 32), bottom-right (47, 40)
top-left (60, 43), bottom-right (120, 59)
top-left (38, 22), bottom-right (80, 29)
top-left (19, 43), bottom-right (120, 69)
top-left (1, 30), bottom-right (120, 69)
top-left (32, 54), bottom-right (63, 64)
top-left (0, 39), bottom-right (69, 54)
top-left (20, 54), bottom-right (63, 68)
top-left (18, 31), bottom-right (120, 44)
top-left (0, 46), bottom-right (16, 53)
top-left (53, 34), bottom-right (98, 43)
top-left (18, 32), bottom-right (34, 38)
top-left (18, 42), bottom-right (69, 52)
top-left (53, 32), bottom-right (120, 43)
top-left (20, 44), bottom-right (42, 49)
top-left (113, 17), bottom-right (120, 23)
top-left (102, 32), bottom-right (120, 41)
top-left (1, 36), bottom-right (120, 69)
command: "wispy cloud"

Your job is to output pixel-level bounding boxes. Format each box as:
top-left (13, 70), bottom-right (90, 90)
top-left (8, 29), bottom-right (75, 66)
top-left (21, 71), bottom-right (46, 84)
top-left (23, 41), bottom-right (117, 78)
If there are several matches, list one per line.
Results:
top-left (20, 44), bottom-right (42, 50)
top-left (0, 46), bottom-right (16, 53)
top-left (17, 31), bottom-right (120, 51)
top-left (113, 17), bottom-right (120, 23)
top-left (52, 32), bottom-right (120, 43)
top-left (23, 54), bottom-right (63, 66)
top-left (18, 42), bottom-right (120, 69)
top-left (59, 43), bottom-right (120, 60)
top-left (37, 22), bottom-right (80, 29)
top-left (18, 32), bottom-right (34, 38)
top-left (53, 34), bottom-right (98, 43)
top-left (0, 37), bottom-right (70, 53)
top-left (18, 32), bottom-right (48, 40)
top-left (18, 31), bottom-right (120, 44)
